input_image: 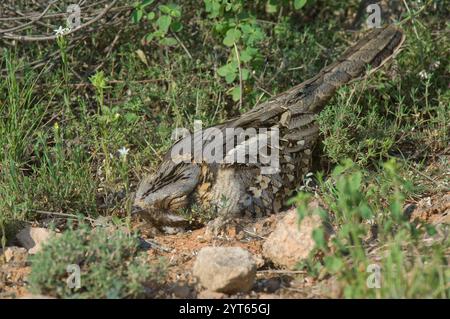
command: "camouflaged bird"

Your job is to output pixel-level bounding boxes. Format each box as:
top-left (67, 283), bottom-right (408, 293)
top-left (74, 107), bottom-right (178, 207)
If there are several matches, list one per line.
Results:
top-left (133, 25), bottom-right (405, 236)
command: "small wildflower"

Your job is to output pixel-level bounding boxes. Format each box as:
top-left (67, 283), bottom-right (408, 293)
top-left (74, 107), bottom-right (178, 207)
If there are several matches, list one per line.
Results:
top-left (418, 70), bottom-right (428, 80)
top-left (118, 147), bottom-right (129, 158)
top-left (54, 26), bottom-right (71, 37)
top-left (430, 61), bottom-right (440, 70)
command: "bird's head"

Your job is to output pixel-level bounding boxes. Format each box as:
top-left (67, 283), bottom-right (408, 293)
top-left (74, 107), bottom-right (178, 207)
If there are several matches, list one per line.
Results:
top-left (132, 160), bottom-right (201, 232)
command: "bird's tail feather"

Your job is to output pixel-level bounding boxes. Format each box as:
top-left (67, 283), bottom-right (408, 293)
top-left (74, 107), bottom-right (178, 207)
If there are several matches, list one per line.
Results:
top-left (287, 24), bottom-right (405, 114)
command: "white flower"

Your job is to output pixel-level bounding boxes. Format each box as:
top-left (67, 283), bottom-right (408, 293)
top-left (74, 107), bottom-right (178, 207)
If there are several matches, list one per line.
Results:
top-left (118, 147), bottom-right (129, 158)
top-left (418, 70), bottom-right (429, 80)
top-left (430, 61), bottom-right (440, 70)
top-left (54, 26), bottom-right (71, 37)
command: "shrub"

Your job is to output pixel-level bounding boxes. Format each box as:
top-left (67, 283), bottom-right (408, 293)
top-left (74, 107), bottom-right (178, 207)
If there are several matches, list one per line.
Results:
top-left (28, 223), bottom-right (165, 299)
top-left (292, 159), bottom-right (449, 298)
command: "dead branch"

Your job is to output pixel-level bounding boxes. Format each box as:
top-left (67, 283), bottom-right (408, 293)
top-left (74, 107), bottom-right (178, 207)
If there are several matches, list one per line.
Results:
top-left (0, 1), bottom-right (57, 34)
top-left (1, 0), bottom-right (120, 42)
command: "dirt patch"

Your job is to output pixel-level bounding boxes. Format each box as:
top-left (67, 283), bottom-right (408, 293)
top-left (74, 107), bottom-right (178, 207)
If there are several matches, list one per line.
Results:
top-left (408, 192), bottom-right (450, 224)
top-left (2, 192), bottom-right (449, 299)
top-left (0, 258), bottom-right (31, 299)
top-left (140, 216), bottom-right (328, 299)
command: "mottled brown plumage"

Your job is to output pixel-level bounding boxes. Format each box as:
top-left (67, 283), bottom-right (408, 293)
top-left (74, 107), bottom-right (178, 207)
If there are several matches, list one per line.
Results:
top-left (133, 25), bottom-right (405, 236)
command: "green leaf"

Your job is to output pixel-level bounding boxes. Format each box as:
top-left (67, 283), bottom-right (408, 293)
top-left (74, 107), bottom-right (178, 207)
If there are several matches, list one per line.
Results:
top-left (359, 203), bottom-right (373, 219)
top-left (159, 37), bottom-right (177, 46)
top-left (170, 6), bottom-right (181, 18)
top-left (241, 68), bottom-right (250, 80)
top-left (312, 228), bottom-right (326, 249)
top-left (156, 15), bottom-right (172, 35)
top-left (223, 29), bottom-right (241, 47)
top-left (217, 64), bottom-right (232, 77)
top-left (213, 22), bottom-right (226, 33)
top-left (217, 66), bottom-right (228, 77)
top-left (225, 72), bottom-right (237, 83)
top-left (125, 113), bottom-right (139, 123)
top-left (294, 0), bottom-right (307, 10)
top-left (217, 62), bottom-right (238, 78)
top-left (170, 21), bottom-right (183, 32)
top-left (153, 30), bottom-right (165, 38)
top-left (160, 4), bottom-right (181, 17)
top-left (141, 0), bottom-right (155, 7)
top-left (132, 9), bottom-right (143, 23)
top-left (146, 12), bottom-right (155, 20)
top-left (240, 47), bottom-right (257, 62)
top-left (231, 86), bottom-right (241, 102)
top-left (266, 0), bottom-right (278, 14)
top-left (146, 32), bottom-right (157, 42)
top-left (324, 256), bottom-right (343, 273)
top-left (240, 23), bottom-right (265, 45)
top-left (425, 224), bottom-right (437, 236)
top-left (205, 0), bottom-right (222, 18)
top-left (159, 5), bottom-right (171, 14)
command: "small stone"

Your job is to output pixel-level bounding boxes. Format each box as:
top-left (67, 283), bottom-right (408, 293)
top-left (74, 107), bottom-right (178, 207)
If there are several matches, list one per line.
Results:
top-left (193, 246), bottom-right (257, 294)
top-left (259, 293), bottom-right (280, 299)
top-left (16, 227), bottom-right (59, 254)
top-left (19, 294), bottom-right (55, 299)
top-left (197, 290), bottom-right (225, 299)
top-left (263, 278), bottom-right (281, 293)
top-left (171, 284), bottom-right (191, 298)
top-left (263, 204), bottom-right (329, 269)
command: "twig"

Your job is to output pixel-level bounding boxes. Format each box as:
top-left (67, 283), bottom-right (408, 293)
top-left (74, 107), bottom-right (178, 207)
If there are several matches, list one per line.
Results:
top-left (33, 209), bottom-right (97, 222)
top-left (1, 0), bottom-right (119, 42)
top-left (34, 78), bottom-right (167, 89)
top-left (402, 0), bottom-right (420, 40)
top-left (257, 270), bottom-right (307, 275)
top-left (94, 27), bottom-right (124, 71)
top-left (142, 238), bottom-right (172, 253)
top-left (0, 1), bottom-right (56, 34)
top-left (242, 228), bottom-right (267, 240)
top-left (234, 43), bottom-right (243, 109)
top-left (409, 164), bottom-right (440, 185)
top-left (172, 31), bottom-right (192, 59)
top-left (0, 4), bottom-right (132, 21)
top-left (146, 143), bottom-right (163, 161)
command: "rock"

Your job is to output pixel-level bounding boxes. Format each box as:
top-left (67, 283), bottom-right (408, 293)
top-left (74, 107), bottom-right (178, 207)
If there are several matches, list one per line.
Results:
top-left (253, 254), bottom-right (265, 269)
top-left (170, 284), bottom-right (192, 298)
top-left (16, 227), bottom-right (58, 254)
top-left (2, 246), bottom-right (28, 263)
top-left (263, 205), bottom-right (328, 269)
top-left (255, 277), bottom-right (281, 293)
top-left (19, 294), bottom-right (56, 299)
top-left (262, 278), bottom-right (281, 293)
top-left (258, 293), bottom-right (280, 299)
top-left (197, 290), bottom-right (226, 299)
top-left (193, 246), bottom-right (256, 294)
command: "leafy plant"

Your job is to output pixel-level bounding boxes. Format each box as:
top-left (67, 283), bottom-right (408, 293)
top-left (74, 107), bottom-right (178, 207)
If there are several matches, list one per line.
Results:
top-left (132, 0), bottom-right (182, 46)
top-left (292, 159), bottom-right (449, 298)
top-left (28, 223), bottom-right (166, 299)
top-left (133, 0), bottom-right (309, 102)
